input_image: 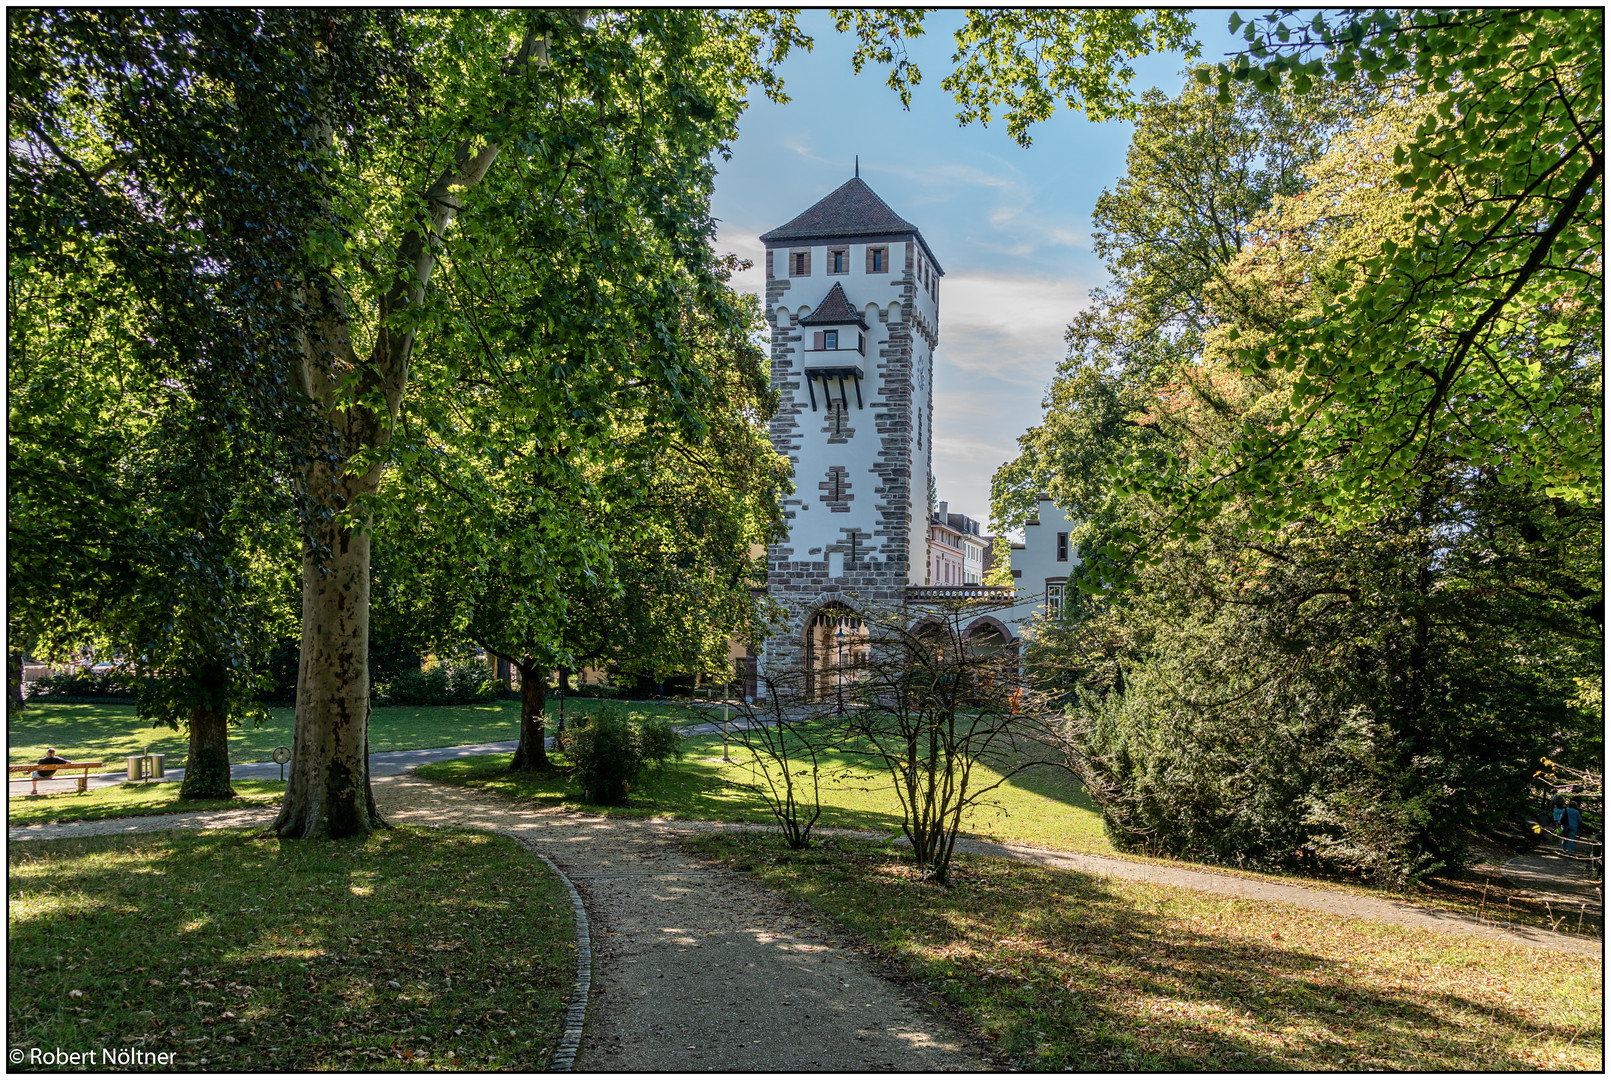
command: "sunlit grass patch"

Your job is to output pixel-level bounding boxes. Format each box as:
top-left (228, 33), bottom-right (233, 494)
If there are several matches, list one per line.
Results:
top-left (416, 732), bottom-right (1109, 852)
top-left (7, 780), bottom-right (286, 828)
top-left (8, 827), bottom-right (574, 1070)
top-left (689, 833), bottom-right (1603, 1072)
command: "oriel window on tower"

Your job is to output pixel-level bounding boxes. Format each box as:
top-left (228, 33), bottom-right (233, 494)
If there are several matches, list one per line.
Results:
top-left (824, 330), bottom-right (838, 350)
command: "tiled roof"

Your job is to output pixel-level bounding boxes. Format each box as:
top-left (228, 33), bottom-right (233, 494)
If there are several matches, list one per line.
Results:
top-left (800, 282), bottom-right (868, 328)
top-left (762, 177), bottom-right (943, 273)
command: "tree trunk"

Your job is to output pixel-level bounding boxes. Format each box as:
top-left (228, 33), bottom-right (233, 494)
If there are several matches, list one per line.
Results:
top-left (497, 655), bottom-right (512, 692)
top-left (510, 658), bottom-right (550, 772)
top-left (272, 516), bottom-right (379, 839)
top-left (180, 704), bottom-right (234, 800)
top-left (8, 651), bottom-right (25, 713)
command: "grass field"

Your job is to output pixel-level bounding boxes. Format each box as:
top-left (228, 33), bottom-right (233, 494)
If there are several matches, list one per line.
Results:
top-left (690, 833), bottom-right (1603, 1071)
top-left (7, 827), bottom-right (575, 1070)
top-left (6, 698), bottom-right (684, 769)
top-left (415, 729), bottom-right (1110, 852)
top-left (7, 780), bottom-right (287, 829)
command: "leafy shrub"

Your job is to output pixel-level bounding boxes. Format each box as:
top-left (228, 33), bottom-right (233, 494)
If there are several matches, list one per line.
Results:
top-left (561, 706), bottom-right (683, 805)
top-left (378, 660), bottom-right (497, 707)
top-left (563, 680), bottom-right (624, 699)
top-left (26, 669), bottom-right (141, 701)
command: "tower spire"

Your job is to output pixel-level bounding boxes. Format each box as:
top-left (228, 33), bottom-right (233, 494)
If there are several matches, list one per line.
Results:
top-left (855, 155), bottom-right (859, 178)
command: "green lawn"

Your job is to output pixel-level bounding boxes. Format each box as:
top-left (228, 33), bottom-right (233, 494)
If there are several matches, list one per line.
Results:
top-left (416, 730), bottom-right (1110, 852)
top-left (691, 833), bottom-right (1603, 1071)
top-left (7, 698), bottom-right (685, 770)
top-left (7, 780), bottom-right (287, 828)
top-left (8, 827), bottom-right (575, 1070)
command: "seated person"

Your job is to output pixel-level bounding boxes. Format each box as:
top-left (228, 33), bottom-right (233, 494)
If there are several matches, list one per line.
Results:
top-left (34, 747), bottom-right (71, 780)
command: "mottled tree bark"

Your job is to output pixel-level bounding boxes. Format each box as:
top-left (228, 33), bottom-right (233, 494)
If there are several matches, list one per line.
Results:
top-left (180, 702), bottom-right (235, 800)
top-left (509, 657), bottom-right (550, 772)
top-left (276, 25), bottom-right (555, 837)
top-left (8, 651), bottom-right (25, 713)
top-left (273, 515), bottom-right (379, 838)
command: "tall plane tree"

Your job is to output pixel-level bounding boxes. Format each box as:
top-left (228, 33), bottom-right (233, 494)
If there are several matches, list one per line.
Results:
top-left (274, 10), bottom-right (802, 836)
top-left (8, 9), bottom-right (404, 797)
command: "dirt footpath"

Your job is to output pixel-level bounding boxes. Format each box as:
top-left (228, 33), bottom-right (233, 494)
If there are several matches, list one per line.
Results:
top-left (369, 773), bottom-right (984, 1071)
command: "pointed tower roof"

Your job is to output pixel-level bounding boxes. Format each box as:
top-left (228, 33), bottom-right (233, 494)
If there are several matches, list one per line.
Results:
top-left (800, 282), bottom-right (868, 328)
top-left (761, 177), bottom-right (943, 273)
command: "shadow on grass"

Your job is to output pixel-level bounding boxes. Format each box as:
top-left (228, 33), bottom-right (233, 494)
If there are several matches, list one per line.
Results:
top-left (7, 828), bottom-right (573, 1070)
top-left (695, 835), bottom-right (1601, 1071)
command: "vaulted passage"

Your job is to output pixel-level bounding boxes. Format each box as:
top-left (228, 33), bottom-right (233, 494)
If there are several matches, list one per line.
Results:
top-left (803, 603), bottom-right (868, 703)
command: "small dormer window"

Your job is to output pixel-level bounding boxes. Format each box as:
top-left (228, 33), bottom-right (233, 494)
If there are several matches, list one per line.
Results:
top-left (824, 330), bottom-right (838, 350)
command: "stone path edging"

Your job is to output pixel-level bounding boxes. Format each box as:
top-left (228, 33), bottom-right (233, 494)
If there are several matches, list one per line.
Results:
top-left (509, 839), bottom-right (592, 1072)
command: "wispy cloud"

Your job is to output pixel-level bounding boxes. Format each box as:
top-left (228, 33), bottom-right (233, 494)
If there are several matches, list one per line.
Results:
top-left (939, 274), bottom-right (1092, 387)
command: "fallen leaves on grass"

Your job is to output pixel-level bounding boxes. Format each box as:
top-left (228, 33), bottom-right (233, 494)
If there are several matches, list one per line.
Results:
top-left (691, 835), bottom-right (1603, 1072)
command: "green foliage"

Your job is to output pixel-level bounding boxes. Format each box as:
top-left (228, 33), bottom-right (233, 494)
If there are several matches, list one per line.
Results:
top-left (559, 706), bottom-right (684, 806)
top-left (1159, 8), bottom-right (1604, 533)
top-left (6, 9), bottom-right (398, 733)
top-left (1003, 72), bottom-right (1601, 884)
top-left (24, 669), bottom-right (141, 702)
top-left (991, 78), bottom-right (1345, 540)
top-left (832, 8), bottom-right (1199, 142)
top-left (376, 660), bottom-right (498, 709)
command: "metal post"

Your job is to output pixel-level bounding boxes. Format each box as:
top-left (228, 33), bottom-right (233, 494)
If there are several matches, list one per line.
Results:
top-left (835, 625), bottom-right (846, 717)
top-left (723, 700), bottom-right (730, 762)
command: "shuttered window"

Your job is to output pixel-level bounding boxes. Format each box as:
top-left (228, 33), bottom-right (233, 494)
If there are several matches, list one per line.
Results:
top-left (792, 250), bottom-right (810, 276)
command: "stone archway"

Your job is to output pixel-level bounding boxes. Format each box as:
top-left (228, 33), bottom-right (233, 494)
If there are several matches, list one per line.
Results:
top-left (963, 616), bottom-right (1018, 661)
top-left (803, 602), bottom-right (868, 703)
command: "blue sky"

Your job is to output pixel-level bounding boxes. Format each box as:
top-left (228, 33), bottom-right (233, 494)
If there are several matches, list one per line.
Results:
top-left (711, 10), bottom-right (1251, 534)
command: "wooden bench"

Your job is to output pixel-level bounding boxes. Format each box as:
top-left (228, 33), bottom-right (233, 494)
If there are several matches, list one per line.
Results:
top-left (9, 762), bottom-right (106, 795)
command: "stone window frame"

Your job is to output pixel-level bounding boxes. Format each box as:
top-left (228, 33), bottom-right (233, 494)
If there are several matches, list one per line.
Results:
top-left (866, 245), bottom-right (886, 274)
top-left (827, 246), bottom-right (850, 275)
top-left (791, 248), bottom-right (811, 277)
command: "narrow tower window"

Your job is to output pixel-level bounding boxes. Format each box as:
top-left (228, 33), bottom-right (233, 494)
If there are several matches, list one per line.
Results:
top-left (1056, 532), bottom-right (1069, 562)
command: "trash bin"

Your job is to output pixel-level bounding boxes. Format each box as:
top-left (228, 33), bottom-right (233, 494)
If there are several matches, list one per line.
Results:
top-left (145, 754), bottom-right (165, 780)
top-left (127, 755), bottom-right (144, 782)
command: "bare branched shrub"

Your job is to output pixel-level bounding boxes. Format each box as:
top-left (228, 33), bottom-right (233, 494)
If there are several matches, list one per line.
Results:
top-left (829, 595), bottom-right (1056, 884)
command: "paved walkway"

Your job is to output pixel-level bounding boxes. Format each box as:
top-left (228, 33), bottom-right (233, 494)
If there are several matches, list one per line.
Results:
top-left (1502, 847), bottom-right (1602, 910)
top-left (30, 717), bottom-right (753, 793)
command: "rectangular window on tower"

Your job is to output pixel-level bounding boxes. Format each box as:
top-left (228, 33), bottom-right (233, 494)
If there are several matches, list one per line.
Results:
top-left (867, 247), bottom-right (886, 273)
top-left (824, 330), bottom-right (838, 350)
top-left (1056, 532), bottom-right (1069, 561)
top-left (829, 247), bottom-right (848, 274)
top-left (791, 250), bottom-right (811, 276)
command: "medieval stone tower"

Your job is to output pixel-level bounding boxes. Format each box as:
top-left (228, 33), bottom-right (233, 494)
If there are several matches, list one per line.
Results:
top-left (757, 176), bottom-right (943, 688)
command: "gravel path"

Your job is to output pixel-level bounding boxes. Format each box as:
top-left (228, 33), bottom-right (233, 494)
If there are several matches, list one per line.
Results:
top-left (368, 774), bottom-right (985, 1071)
top-left (10, 785), bottom-right (1599, 962)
